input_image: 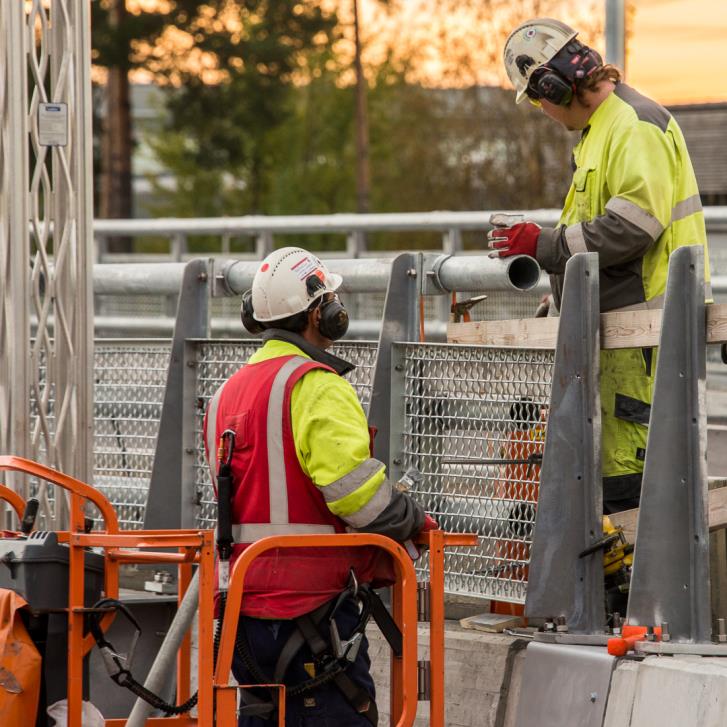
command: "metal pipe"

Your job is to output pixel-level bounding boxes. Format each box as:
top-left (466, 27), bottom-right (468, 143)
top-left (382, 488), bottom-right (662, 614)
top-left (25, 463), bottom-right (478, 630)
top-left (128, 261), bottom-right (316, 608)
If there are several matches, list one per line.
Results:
top-left (90, 315), bottom-right (448, 341)
top-left (435, 254), bottom-right (544, 292)
top-left (94, 262), bottom-right (185, 296)
top-left (221, 257), bottom-right (393, 295)
top-left (126, 569), bottom-right (200, 727)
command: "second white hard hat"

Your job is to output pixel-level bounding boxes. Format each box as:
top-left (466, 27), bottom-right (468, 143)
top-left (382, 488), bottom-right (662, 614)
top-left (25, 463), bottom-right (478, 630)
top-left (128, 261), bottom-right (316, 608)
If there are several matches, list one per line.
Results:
top-left (251, 247), bottom-right (342, 322)
top-left (503, 18), bottom-right (578, 104)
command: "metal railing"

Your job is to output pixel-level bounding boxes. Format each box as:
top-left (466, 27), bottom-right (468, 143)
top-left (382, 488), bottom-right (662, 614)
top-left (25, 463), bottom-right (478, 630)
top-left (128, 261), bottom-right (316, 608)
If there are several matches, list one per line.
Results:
top-left (93, 208), bottom-right (727, 262)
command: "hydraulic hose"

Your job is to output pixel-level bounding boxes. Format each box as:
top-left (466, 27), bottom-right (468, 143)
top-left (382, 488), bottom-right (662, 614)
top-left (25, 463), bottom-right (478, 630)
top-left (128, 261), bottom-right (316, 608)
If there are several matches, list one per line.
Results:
top-left (126, 569), bottom-right (200, 727)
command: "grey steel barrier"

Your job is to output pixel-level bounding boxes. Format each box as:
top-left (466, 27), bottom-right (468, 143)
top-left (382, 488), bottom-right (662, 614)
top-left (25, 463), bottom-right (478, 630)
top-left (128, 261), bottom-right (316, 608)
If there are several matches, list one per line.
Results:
top-left (389, 342), bottom-right (554, 603)
top-left (79, 335), bottom-right (554, 605)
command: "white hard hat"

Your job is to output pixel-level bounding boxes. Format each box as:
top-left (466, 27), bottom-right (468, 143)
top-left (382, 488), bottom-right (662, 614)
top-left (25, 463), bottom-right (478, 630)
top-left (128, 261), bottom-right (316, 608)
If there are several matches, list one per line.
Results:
top-left (503, 18), bottom-right (578, 104)
top-left (251, 247), bottom-right (343, 322)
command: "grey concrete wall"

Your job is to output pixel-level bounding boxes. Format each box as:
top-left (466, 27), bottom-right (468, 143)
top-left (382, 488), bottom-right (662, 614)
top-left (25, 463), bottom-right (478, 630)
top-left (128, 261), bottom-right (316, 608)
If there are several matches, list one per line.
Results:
top-left (368, 623), bottom-right (527, 726)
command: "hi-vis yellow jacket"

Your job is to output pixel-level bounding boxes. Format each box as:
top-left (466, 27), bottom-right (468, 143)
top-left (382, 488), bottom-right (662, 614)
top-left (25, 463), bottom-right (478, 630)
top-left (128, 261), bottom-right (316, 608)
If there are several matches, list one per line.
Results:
top-left (206, 337), bottom-right (424, 541)
top-left (537, 82), bottom-right (710, 313)
top-left (535, 83), bottom-right (710, 489)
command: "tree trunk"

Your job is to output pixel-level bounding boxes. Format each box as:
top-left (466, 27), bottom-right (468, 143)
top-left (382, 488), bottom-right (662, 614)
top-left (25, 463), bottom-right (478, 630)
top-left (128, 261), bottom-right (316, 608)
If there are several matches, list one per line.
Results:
top-left (99, 0), bottom-right (133, 254)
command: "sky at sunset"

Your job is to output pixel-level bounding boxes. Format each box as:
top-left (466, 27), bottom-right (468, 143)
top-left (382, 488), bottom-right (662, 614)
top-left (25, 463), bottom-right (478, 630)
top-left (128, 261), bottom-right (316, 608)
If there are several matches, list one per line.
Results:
top-left (123, 0), bottom-right (727, 105)
top-left (626, 0), bottom-right (727, 105)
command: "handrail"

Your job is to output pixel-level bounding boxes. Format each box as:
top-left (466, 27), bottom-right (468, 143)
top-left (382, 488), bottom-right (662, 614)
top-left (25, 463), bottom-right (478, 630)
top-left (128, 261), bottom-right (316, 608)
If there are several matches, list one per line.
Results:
top-left (214, 532), bottom-right (420, 727)
top-left (214, 530), bottom-right (478, 727)
top-left (0, 483), bottom-right (26, 522)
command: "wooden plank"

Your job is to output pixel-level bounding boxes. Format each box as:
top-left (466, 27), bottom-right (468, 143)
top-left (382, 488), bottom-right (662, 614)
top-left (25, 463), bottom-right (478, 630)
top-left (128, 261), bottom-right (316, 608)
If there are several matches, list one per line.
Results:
top-left (447, 303), bottom-right (727, 350)
top-left (609, 485), bottom-right (727, 544)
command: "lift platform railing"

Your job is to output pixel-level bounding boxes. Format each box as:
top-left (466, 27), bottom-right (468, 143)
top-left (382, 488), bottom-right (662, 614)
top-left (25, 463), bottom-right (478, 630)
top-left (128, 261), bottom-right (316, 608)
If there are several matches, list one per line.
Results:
top-left (214, 530), bottom-right (477, 727)
top-left (0, 455), bottom-right (476, 727)
top-left (0, 481), bottom-right (27, 522)
top-left (0, 455), bottom-right (216, 727)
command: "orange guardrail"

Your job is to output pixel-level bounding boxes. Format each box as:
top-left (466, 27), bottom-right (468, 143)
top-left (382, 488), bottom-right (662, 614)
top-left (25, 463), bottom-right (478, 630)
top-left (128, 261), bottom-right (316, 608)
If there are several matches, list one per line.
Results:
top-left (0, 457), bottom-right (478, 727)
top-left (214, 529), bottom-right (478, 727)
top-left (0, 482), bottom-right (26, 523)
top-left (0, 456), bottom-right (216, 727)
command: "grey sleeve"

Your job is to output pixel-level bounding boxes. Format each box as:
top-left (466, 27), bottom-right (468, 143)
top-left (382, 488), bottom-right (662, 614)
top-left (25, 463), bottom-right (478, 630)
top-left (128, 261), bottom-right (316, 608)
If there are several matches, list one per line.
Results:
top-left (356, 486), bottom-right (426, 543)
top-left (536, 210), bottom-right (656, 275)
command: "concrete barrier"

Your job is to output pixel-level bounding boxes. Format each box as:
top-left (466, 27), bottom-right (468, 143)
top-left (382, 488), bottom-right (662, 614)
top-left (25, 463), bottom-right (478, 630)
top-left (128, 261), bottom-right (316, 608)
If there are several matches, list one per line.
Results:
top-left (604, 655), bottom-right (727, 727)
top-left (368, 622), bottom-right (527, 726)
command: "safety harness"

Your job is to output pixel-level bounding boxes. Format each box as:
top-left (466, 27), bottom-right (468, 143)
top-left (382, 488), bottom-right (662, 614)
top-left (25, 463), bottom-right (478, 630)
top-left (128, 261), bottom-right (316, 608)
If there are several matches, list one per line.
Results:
top-left (230, 569), bottom-right (402, 725)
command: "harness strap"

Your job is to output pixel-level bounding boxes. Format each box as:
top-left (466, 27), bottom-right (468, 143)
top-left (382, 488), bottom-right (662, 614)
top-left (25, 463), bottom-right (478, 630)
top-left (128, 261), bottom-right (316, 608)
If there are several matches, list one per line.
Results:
top-left (295, 611), bottom-right (378, 726)
top-left (362, 585), bottom-right (403, 658)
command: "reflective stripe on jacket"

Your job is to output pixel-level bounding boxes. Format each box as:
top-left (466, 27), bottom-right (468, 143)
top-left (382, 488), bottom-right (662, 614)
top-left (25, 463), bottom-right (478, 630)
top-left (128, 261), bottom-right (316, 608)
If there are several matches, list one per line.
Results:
top-left (203, 348), bottom-right (394, 618)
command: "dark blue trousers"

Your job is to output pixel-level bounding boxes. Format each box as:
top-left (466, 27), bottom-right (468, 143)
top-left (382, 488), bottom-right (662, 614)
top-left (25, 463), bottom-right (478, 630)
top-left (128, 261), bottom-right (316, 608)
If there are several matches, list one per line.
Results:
top-left (232, 597), bottom-right (376, 727)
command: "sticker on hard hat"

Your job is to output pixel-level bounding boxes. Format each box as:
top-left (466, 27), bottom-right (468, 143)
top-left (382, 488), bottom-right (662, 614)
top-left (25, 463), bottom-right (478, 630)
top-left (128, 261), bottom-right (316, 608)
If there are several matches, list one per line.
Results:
top-left (290, 256), bottom-right (323, 281)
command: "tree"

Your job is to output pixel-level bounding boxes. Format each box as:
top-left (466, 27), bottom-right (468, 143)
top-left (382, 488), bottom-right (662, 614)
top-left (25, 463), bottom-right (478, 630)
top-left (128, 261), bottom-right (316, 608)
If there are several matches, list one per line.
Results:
top-left (92, 0), bottom-right (209, 250)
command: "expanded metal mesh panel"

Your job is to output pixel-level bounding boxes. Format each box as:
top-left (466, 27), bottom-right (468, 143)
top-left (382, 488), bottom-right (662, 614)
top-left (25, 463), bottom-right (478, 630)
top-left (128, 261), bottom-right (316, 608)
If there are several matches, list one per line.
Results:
top-left (393, 343), bottom-right (554, 603)
top-left (192, 340), bottom-right (379, 530)
top-left (92, 341), bottom-right (171, 528)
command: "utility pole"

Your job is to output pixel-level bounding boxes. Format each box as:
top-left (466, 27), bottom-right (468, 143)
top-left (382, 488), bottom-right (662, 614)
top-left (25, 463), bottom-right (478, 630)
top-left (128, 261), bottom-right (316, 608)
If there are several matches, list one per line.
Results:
top-left (352, 0), bottom-right (371, 214)
top-left (605, 0), bottom-right (626, 73)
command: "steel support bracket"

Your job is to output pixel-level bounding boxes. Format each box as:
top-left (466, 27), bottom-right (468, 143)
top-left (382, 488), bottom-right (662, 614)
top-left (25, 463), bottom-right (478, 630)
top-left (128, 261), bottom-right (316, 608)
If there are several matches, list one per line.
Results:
top-left (145, 259), bottom-right (211, 530)
top-left (369, 253), bottom-right (422, 468)
top-left (627, 245), bottom-right (710, 643)
top-left (524, 252), bottom-right (605, 633)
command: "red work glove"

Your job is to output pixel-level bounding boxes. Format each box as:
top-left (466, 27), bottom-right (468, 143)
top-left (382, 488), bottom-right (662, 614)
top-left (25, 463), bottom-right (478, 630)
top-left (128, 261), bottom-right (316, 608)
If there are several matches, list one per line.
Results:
top-left (487, 221), bottom-right (541, 259)
top-left (421, 514), bottom-right (439, 532)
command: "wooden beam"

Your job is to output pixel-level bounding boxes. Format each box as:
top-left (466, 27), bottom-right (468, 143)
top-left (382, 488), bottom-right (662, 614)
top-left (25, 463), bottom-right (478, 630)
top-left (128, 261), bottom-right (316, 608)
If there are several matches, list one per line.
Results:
top-left (609, 484), bottom-right (727, 544)
top-left (447, 303), bottom-right (727, 350)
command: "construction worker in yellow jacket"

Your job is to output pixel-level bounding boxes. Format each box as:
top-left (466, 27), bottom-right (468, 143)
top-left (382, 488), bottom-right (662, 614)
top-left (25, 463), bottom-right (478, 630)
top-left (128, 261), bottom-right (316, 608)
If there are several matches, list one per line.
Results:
top-left (204, 246), bottom-right (436, 726)
top-left (490, 18), bottom-right (710, 513)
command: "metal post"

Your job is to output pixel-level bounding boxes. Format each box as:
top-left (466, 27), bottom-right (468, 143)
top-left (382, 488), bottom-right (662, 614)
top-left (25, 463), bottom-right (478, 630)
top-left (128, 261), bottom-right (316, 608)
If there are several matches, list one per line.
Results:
top-left (255, 231), bottom-right (274, 258)
top-left (605, 0), bottom-right (626, 71)
top-left (52, 0), bottom-right (96, 485)
top-left (0, 0), bottom-right (31, 508)
top-left (525, 252), bottom-right (604, 634)
top-left (369, 253), bottom-right (421, 470)
top-left (144, 259), bottom-right (211, 530)
top-left (627, 246), bottom-right (711, 643)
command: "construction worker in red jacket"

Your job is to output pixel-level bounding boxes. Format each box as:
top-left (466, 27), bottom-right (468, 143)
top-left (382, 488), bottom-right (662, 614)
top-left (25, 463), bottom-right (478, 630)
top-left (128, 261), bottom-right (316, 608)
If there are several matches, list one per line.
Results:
top-left (490, 18), bottom-right (710, 513)
top-left (204, 246), bottom-right (435, 726)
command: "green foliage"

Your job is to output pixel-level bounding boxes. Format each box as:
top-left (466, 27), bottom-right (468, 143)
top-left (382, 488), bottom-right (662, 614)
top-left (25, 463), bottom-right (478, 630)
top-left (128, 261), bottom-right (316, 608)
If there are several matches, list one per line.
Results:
top-left (138, 2), bottom-right (578, 254)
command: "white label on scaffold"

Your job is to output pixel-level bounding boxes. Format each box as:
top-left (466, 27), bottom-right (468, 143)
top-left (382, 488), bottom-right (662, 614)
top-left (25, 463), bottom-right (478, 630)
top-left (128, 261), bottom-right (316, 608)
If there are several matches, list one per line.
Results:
top-left (38, 103), bottom-right (68, 146)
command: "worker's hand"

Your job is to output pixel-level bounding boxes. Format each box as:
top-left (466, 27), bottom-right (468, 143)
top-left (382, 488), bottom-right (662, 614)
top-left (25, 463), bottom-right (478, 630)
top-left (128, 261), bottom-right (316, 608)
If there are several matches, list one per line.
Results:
top-left (487, 221), bottom-right (541, 259)
top-left (421, 514), bottom-right (439, 532)
top-left (534, 294), bottom-right (552, 318)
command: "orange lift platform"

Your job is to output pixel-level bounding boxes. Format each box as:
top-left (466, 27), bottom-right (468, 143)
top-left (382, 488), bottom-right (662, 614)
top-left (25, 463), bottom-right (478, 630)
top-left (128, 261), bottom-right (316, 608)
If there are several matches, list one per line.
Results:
top-left (0, 456), bottom-right (477, 727)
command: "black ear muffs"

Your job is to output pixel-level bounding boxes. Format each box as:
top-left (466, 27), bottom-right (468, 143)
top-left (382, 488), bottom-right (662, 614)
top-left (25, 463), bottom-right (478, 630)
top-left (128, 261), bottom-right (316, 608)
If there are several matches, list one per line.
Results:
top-left (318, 296), bottom-right (349, 340)
top-left (532, 68), bottom-right (575, 105)
top-left (529, 42), bottom-right (603, 106)
top-left (240, 289), bottom-right (266, 335)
